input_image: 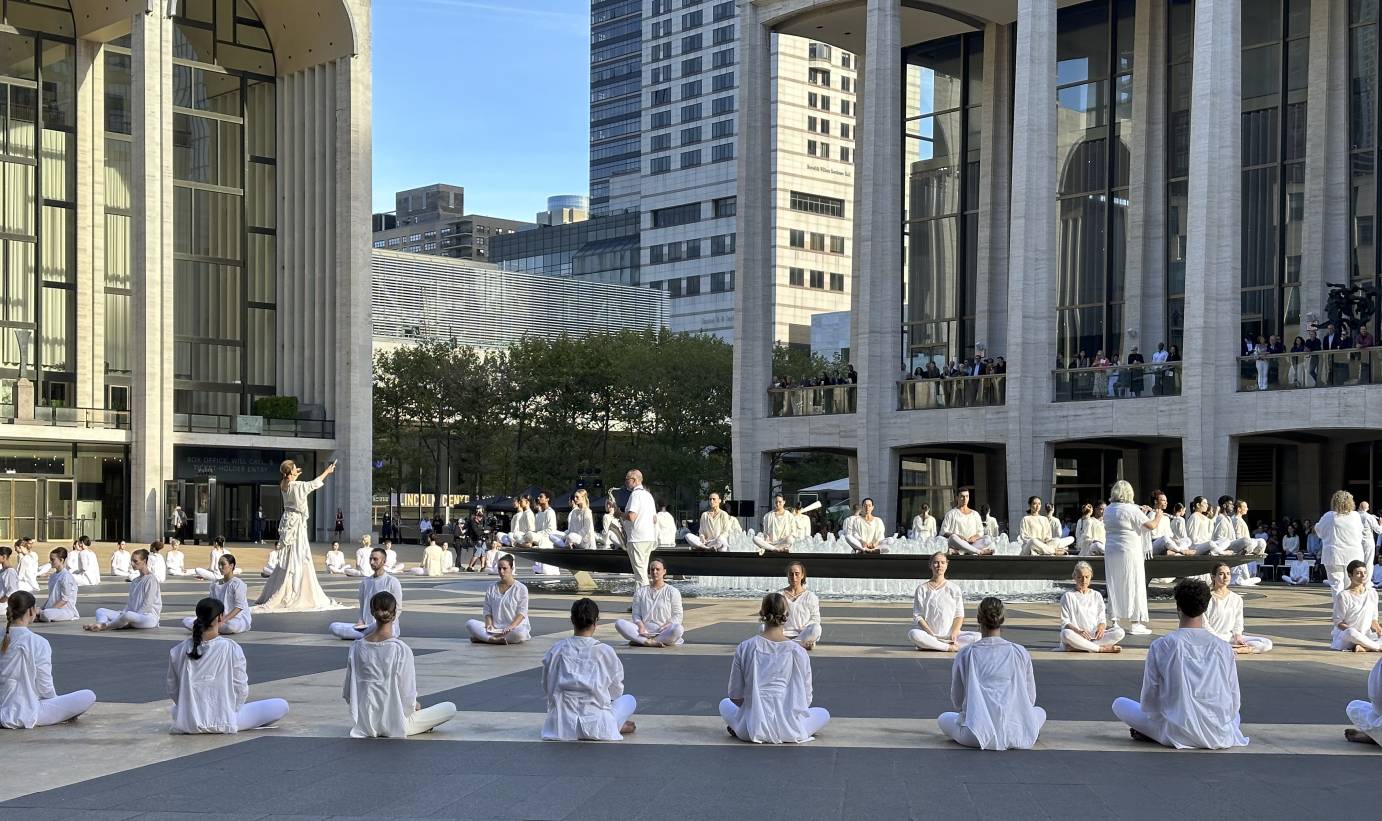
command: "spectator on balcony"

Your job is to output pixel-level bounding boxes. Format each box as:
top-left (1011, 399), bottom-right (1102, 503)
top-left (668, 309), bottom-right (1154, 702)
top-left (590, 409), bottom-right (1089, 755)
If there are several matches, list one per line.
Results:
top-left (1075, 350), bottom-right (1091, 369)
top-left (1288, 336), bottom-right (1308, 386)
top-left (847, 364), bottom-right (858, 383)
top-left (1127, 347), bottom-right (1145, 396)
top-left (1106, 353), bottom-right (1122, 398)
top-left (1324, 322), bottom-right (1349, 350)
top-left (1253, 336), bottom-right (1269, 391)
top-left (1150, 343), bottom-right (1169, 395)
top-left (924, 361), bottom-right (941, 379)
top-left (1359, 327), bottom-right (1376, 349)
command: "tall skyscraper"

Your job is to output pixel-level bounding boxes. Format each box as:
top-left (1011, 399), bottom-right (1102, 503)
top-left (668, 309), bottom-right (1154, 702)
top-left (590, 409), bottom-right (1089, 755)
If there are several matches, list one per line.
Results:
top-left (590, 0), bottom-right (643, 216)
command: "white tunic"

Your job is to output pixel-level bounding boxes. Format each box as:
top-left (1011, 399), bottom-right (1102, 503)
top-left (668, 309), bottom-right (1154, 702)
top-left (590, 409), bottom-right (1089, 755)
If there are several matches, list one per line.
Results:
top-left (147, 552), bottom-right (167, 583)
top-left (1103, 503), bottom-right (1150, 623)
top-left (165, 549), bottom-right (186, 576)
top-left (534, 507), bottom-right (559, 547)
top-left (483, 581), bottom-right (529, 628)
top-left (43, 569), bottom-right (78, 619)
top-left (654, 510), bottom-right (677, 546)
top-left (1020, 515), bottom-right (1052, 543)
top-left (853, 516), bottom-right (885, 547)
top-left (74, 549), bottom-right (101, 585)
top-left (0, 627), bottom-right (56, 729)
top-left (125, 573), bottom-right (163, 617)
top-left (911, 514), bottom-right (937, 540)
top-left (210, 577), bottom-right (251, 627)
top-left (0, 566), bottom-right (18, 600)
top-left (1059, 588), bottom-right (1109, 633)
top-left (1318, 511), bottom-right (1365, 570)
top-left (16, 553), bottom-right (38, 593)
top-left (1210, 514), bottom-right (1235, 543)
top-left (949, 636), bottom-right (1044, 750)
top-left (985, 516), bottom-right (1001, 539)
top-left (325, 550), bottom-right (346, 571)
top-left (511, 508), bottom-right (535, 540)
top-left (1286, 558), bottom-right (1312, 583)
top-left (782, 589), bottom-right (821, 637)
top-left (726, 634), bottom-right (817, 743)
top-left (1205, 591), bottom-right (1247, 642)
top-left (1333, 587), bottom-right (1381, 648)
top-left (794, 513), bottom-right (813, 541)
top-left (941, 508), bottom-right (983, 540)
top-left (913, 580), bottom-right (965, 636)
top-left (541, 636), bottom-right (626, 741)
top-left (354, 546), bottom-right (371, 569)
top-left (422, 544), bottom-right (444, 576)
top-left (1350, 658), bottom-right (1382, 743)
top-left (1169, 515), bottom-right (1190, 541)
top-left (632, 583), bottom-right (683, 632)
top-left (1138, 628), bottom-right (1248, 749)
top-left (109, 549), bottom-right (131, 578)
top-left (355, 574), bottom-right (404, 631)
top-left (1149, 513), bottom-right (1172, 540)
top-left (698, 509), bottom-right (736, 543)
top-left (761, 510), bottom-right (795, 543)
top-left (623, 486), bottom-right (657, 544)
top-left (343, 637), bottom-right (417, 738)
top-left (1187, 512), bottom-right (1213, 544)
top-left (567, 507), bottom-right (597, 548)
top-left (166, 636), bottom-right (248, 734)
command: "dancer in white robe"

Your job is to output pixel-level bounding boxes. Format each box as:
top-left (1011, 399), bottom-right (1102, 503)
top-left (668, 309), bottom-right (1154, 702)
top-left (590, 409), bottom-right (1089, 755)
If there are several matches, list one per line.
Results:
top-left (165, 543), bottom-right (193, 577)
top-left (259, 543), bottom-right (282, 578)
top-left (168, 597), bottom-right (288, 734)
top-left (1206, 563), bottom-right (1273, 653)
top-left (70, 539), bottom-right (101, 586)
top-left (440, 543), bottom-right (460, 574)
top-left (528, 492), bottom-right (562, 576)
top-left (109, 540), bottom-right (131, 579)
top-left (85, 550), bottom-right (161, 631)
top-left (1059, 561), bottom-right (1124, 653)
top-left (383, 539), bottom-right (405, 574)
top-left (1185, 497), bottom-right (1216, 555)
top-left (503, 496), bottom-right (537, 550)
top-left (908, 552), bottom-right (980, 652)
top-left (614, 559), bottom-right (684, 646)
top-left (184, 555), bottom-right (251, 634)
top-left (1103, 481), bottom-right (1158, 635)
top-left (601, 494), bottom-right (624, 550)
top-left (542, 597), bottom-right (637, 741)
top-left (144, 542), bottom-right (168, 583)
top-left (1073, 504), bottom-right (1099, 556)
top-left (654, 504), bottom-right (677, 549)
top-left (14, 542), bottom-right (38, 594)
top-left (1150, 494), bottom-right (1192, 555)
top-left (1318, 490), bottom-right (1366, 592)
top-left (781, 561), bottom-right (822, 649)
top-left (981, 505), bottom-right (1002, 541)
top-left (1019, 496), bottom-right (1073, 555)
top-left (325, 543), bottom-right (348, 575)
top-left (938, 597), bottom-right (1046, 750)
top-left (1044, 504), bottom-right (1062, 540)
top-left (346, 538), bottom-right (372, 578)
top-left (466, 556), bottom-right (530, 643)
top-left (410, 539), bottom-right (444, 576)
top-left (909, 504), bottom-right (938, 543)
top-left (1166, 503), bottom-right (1195, 555)
top-left (1229, 500), bottom-right (1265, 585)
top-left (552, 489), bottom-right (598, 550)
top-left (686, 492), bottom-right (737, 551)
top-left (794, 505), bottom-right (813, 543)
top-left (0, 591), bottom-right (97, 729)
top-left (721, 592), bottom-right (829, 743)
top-left (255, 459), bottom-right (345, 612)
top-left (1332, 560), bottom-right (1382, 652)
top-left (1344, 656), bottom-right (1382, 745)
top-left (1359, 501), bottom-right (1382, 565)
top-left (207, 537), bottom-right (238, 577)
top-left (1112, 578), bottom-right (1249, 749)
top-left (940, 489), bottom-right (995, 555)
top-left (36, 549), bottom-right (79, 623)
top-left (754, 495), bottom-right (796, 555)
top-left (330, 549), bottom-right (404, 640)
top-left (0, 547), bottom-right (18, 604)
top-left (844, 498), bottom-right (888, 553)
top-left (1284, 549), bottom-right (1313, 585)
top-left (343, 591), bottom-right (456, 738)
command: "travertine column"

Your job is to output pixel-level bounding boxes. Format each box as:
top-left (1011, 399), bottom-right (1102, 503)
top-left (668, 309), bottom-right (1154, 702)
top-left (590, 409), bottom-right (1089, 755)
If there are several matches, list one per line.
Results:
top-left (975, 22), bottom-right (1014, 355)
top-left (1004, 0), bottom-right (1057, 528)
top-left (75, 39), bottom-right (105, 410)
top-left (1180, 0), bottom-right (1241, 498)
top-left (1127, 0), bottom-right (1168, 351)
top-left (1301, 0), bottom-right (1347, 323)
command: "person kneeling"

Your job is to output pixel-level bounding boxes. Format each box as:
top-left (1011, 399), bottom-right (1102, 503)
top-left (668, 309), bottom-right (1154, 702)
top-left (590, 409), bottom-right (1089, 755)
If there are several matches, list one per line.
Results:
top-left (1059, 561), bottom-right (1124, 653)
top-left (614, 559), bottom-right (684, 647)
top-left (1345, 656), bottom-right (1382, 746)
top-left (0, 591), bottom-right (97, 729)
top-left (1111, 578), bottom-right (1248, 749)
top-left (541, 597), bottom-right (636, 740)
top-left (720, 592), bottom-right (829, 743)
top-left (344, 591), bottom-right (456, 738)
top-left (466, 556), bottom-right (530, 644)
top-left (168, 597), bottom-right (288, 734)
top-left (938, 597), bottom-right (1046, 750)
top-left (85, 549), bottom-right (161, 632)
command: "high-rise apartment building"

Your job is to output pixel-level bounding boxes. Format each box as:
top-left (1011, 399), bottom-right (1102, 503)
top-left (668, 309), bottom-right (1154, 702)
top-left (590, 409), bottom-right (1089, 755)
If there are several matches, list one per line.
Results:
top-left (371, 185), bottom-right (533, 262)
top-left (590, 0), bottom-right (643, 215)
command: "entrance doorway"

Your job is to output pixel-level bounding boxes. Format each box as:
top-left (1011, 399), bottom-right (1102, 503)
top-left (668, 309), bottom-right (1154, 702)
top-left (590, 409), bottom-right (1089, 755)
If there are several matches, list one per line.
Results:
top-left (0, 478), bottom-right (38, 541)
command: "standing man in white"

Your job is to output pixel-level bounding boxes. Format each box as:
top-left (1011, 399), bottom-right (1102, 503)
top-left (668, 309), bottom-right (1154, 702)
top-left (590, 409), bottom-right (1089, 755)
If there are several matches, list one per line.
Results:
top-left (343, 591), bottom-right (456, 738)
top-left (1103, 480), bottom-right (1159, 636)
top-left (1318, 490), bottom-right (1365, 592)
top-left (938, 597), bottom-right (1046, 750)
top-left (686, 492), bottom-right (738, 551)
top-left (84, 549), bottom-right (161, 632)
top-left (330, 549), bottom-right (403, 641)
top-left (1019, 496), bottom-right (1073, 555)
top-left (1112, 578), bottom-right (1249, 750)
top-left (1059, 562), bottom-right (1124, 653)
top-left (255, 459), bottom-right (343, 612)
top-left (542, 598), bottom-right (637, 741)
top-left (614, 559), bottom-right (684, 647)
top-left (908, 553), bottom-right (980, 652)
top-left (185, 554), bottom-right (251, 635)
top-left (167, 597), bottom-right (288, 734)
top-left (940, 489), bottom-right (995, 555)
top-left (621, 469), bottom-right (657, 587)
top-left (0, 591), bottom-right (97, 729)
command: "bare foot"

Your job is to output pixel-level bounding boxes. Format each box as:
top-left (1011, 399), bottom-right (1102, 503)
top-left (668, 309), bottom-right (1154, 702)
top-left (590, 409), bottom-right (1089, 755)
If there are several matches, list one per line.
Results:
top-left (803, 643), bottom-right (816, 651)
top-left (1354, 645), bottom-right (1368, 653)
top-left (1345, 728), bottom-right (1378, 745)
top-left (1100, 645), bottom-right (1122, 654)
top-left (946, 642), bottom-right (960, 652)
top-left (82, 624), bottom-right (104, 632)
top-left (1233, 645), bottom-right (1254, 655)
top-left (1129, 728), bottom-right (1155, 743)
top-left (620, 721), bottom-right (636, 735)
top-left (979, 548), bottom-right (995, 556)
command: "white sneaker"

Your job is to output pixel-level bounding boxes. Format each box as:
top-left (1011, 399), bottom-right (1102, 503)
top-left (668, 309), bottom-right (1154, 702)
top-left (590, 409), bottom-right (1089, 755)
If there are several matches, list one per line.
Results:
top-left (1128, 623), bottom-right (1152, 636)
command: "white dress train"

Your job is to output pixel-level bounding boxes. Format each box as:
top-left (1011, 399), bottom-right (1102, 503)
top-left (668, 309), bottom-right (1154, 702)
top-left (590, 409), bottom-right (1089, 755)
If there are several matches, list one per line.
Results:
top-left (254, 478), bottom-right (346, 613)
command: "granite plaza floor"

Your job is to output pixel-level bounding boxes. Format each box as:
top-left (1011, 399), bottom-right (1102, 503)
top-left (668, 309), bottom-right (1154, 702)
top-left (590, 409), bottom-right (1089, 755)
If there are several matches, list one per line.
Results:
top-left (2, 544), bottom-right (1378, 821)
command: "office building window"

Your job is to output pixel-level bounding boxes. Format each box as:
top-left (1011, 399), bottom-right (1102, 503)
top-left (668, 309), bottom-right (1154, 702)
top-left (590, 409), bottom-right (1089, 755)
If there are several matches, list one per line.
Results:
top-left (712, 95), bottom-right (735, 114)
top-left (809, 270), bottom-right (826, 289)
top-left (714, 196), bottom-right (737, 217)
top-left (841, 76), bottom-right (853, 92)
top-left (711, 119), bottom-right (735, 138)
top-left (807, 139), bottom-right (818, 156)
top-left (713, 47), bottom-right (735, 68)
top-left (810, 232), bottom-right (826, 251)
top-left (651, 133), bottom-right (671, 151)
top-left (681, 126), bottom-right (703, 145)
top-left (668, 278), bottom-right (683, 297)
top-left (681, 103), bottom-right (703, 121)
top-left (711, 271), bottom-right (728, 292)
top-left (651, 65), bottom-right (672, 83)
top-left (830, 236), bottom-right (846, 254)
top-left (682, 56), bottom-right (702, 75)
top-left (650, 244), bottom-right (665, 263)
top-left (713, 24), bottom-right (734, 44)
top-left (652, 202), bottom-right (702, 227)
top-left (711, 142), bottom-right (733, 162)
top-left (841, 99), bottom-right (852, 116)
top-left (682, 33), bottom-right (702, 52)
top-left (686, 239), bottom-right (702, 259)
top-left (789, 229), bottom-right (806, 248)
top-left (789, 267), bottom-right (805, 286)
top-left (683, 10), bottom-right (703, 28)
top-left (650, 156), bottom-right (671, 173)
top-left (712, 71), bottom-right (734, 91)
top-left (651, 19), bottom-right (673, 38)
top-left (652, 42), bottom-right (672, 61)
top-left (680, 149), bottom-right (702, 167)
top-left (652, 88), bottom-right (671, 106)
top-left (841, 146), bottom-right (852, 163)
top-left (685, 275), bottom-right (702, 296)
top-left (790, 191), bottom-right (845, 217)
top-left (713, 1), bottom-right (734, 21)
top-left (810, 68), bottom-right (831, 86)
top-left (652, 110), bottom-right (672, 128)
top-left (682, 80), bottom-right (702, 98)
top-left (830, 273), bottom-right (846, 291)
top-left (809, 43), bottom-right (832, 61)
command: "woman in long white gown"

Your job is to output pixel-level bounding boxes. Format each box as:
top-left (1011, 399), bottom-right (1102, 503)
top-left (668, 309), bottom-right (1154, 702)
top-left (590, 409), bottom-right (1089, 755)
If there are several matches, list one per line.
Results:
top-left (1103, 481), bottom-right (1159, 636)
top-left (255, 459), bottom-right (345, 613)
top-left (1318, 491), bottom-right (1366, 593)
top-left (1206, 563), bottom-right (1273, 654)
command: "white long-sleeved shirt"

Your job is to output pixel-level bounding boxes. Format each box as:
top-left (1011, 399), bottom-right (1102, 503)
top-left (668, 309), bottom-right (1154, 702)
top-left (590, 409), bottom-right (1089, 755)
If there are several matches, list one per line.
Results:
top-left (726, 635), bottom-right (817, 743)
top-left (354, 573), bottom-right (404, 633)
top-left (913, 580), bottom-right (964, 636)
top-left (166, 636), bottom-right (249, 734)
top-left (949, 636), bottom-right (1045, 750)
top-left (1205, 590), bottom-right (1247, 642)
top-left (0, 627), bottom-right (57, 729)
top-left (210, 577), bottom-right (251, 628)
top-left (42, 569), bottom-right (78, 619)
top-left (1138, 628), bottom-right (1248, 749)
top-left (124, 573), bottom-right (163, 617)
top-left (941, 508), bottom-right (983, 540)
top-left (853, 516), bottom-right (884, 547)
top-left (109, 549), bottom-right (131, 578)
top-left (566, 507), bottom-right (597, 548)
top-left (1187, 512), bottom-right (1213, 544)
top-left (698, 509), bottom-right (736, 543)
top-left (782, 588), bottom-right (821, 638)
top-left (1059, 588), bottom-right (1108, 634)
top-left (483, 581), bottom-right (529, 629)
top-left (343, 636), bottom-right (418, 738)
top-left (0, 566), bottom-right (18, 600)
top-left (631, 583), bottom-right (683, 632)
top-left (541, 636), bottom-right (626, 741)
top-left (1318, 511), bottom-right (1365, 567)
top-left (325, 550), bottom-right (346, 571)
top-left (761, 510), bottom-right (795, 544)
top-left (654, 511), bottom-right (677, 547)
top-left (1020, 515), bottom-right (1052, 544)
top-left (910, 514), bottom-right (937, 540)
top-left (1334, 587), bottom-right (1381, 648)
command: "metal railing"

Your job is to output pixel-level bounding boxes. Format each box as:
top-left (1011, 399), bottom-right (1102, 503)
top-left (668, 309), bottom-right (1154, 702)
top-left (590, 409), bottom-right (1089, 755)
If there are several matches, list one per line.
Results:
top-left (768, 384), bottom-right (857, 417)
top-left (1053, 364), bottom-right (1181, 402)
top-left (1238, 346), bottom-right (1382, 392)
top-left (0, 404), bottom-right (131, 429)
top-left (173, 413), bottom-right (336, 438)
top-left (898, 374), bottom-right (1006, 410)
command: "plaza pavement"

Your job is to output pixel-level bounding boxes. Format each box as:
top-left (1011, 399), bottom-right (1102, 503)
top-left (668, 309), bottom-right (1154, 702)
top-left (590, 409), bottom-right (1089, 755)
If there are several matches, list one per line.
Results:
top-left (1, 542), bottom-right (1377, 821)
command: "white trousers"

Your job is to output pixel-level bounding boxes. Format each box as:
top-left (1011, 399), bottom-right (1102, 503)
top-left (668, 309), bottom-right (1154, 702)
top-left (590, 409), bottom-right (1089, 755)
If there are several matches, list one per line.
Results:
top-left (33, 690), bottom-right (96, 726)
top-left (908, 628), bottom-right (980, 652)
top-left (625, 541), bottom-right (654, 586)
top-left (182, 614), bottom-right (251, 634)
top-left (402, 701), bottom-right (458, 736)
top-left (1080, 540), bottom-right (1106, 557)
top-left (1023, 536), bottom-right (1074, 556)
top-left (1327, 563), bottom-right (1352, 593)
top-left (685, 533), bottom-right (728, 551)
top-left (465, 618), bottom-right (529, 643)
top-left (947, 534), bottom-right (991, 554)
top-left (938, 707), bottom-right (1046, 749)
top-left (344, 567), bottom-right (367, 577)
top-left (1061, 625), bottom-right (1126, 652)
top-left (327, 620), bottom-right (399, 641)
top-left (719, 698), bottom-right (829, 741)
top-left (785, 623), bottom-right (822, 647)
top-left (94, 608), bottom-right (159, 630)
top-left (326, 565), bottom-right (348, 575)
top-left (1112, 696), bottom-right (1244, 749)
top-left (237, 698), bottom-right (289, 730)
top-left (1151, 536), bottom-right (1192, 555)
top-left (752, 534), bottom-right (790, 553)
top-left (37, 607), bottom-right (78, 622)
top-left (193, 568), bottom-right (217, 581)
top-left (1347, 700), bottom-right (1382, 745)
top-left (614, 619), bottom-right (684, 646)
top-left (1333, 628), bottom-right (1382, 652)
top-left (1234, 635), bottom-right (1274, 654)
top-left (1283, 572), bottom-right (1311, 585)
top-left (610, 693), bottom-right (637, 729)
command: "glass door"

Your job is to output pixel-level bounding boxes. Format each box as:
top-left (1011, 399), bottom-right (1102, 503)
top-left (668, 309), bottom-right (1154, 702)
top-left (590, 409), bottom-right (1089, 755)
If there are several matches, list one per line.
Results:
top-left (43, 479), bottom-right (74, 542)
top-left (0, 479), bottom-right (39, 541)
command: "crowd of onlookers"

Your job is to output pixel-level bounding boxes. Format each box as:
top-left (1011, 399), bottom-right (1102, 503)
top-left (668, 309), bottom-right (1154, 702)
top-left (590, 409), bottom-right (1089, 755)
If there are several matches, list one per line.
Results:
top-left (1243, 322), bottom-right (1379, 390)
top-left (771, 366), bottom-right (857, 389)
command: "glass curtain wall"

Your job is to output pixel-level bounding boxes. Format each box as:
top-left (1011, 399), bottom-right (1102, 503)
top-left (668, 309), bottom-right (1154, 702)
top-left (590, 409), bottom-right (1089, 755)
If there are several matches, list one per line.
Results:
top-left (171, 0), bottom-right (277, 417)
top-left (1351, 1), bottom-right (1381, 340)
top-left (1055, 0), bottom-right (1135, 366)
top-left (104, 35), bottom-right (132, 409)
top-left (1241, 0), bottom-right (1308, 343)
top-left (0, 1), bottom-right (76, 406)
top-left (902, 33), bottom-right (983, 373)
top-left (1165, 0), bottom-right (1193, 351)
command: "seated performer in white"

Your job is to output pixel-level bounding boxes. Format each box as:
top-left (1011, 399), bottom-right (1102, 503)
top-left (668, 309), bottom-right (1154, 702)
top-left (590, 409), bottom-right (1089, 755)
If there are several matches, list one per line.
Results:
top-left (615, 559), bottom-right (684, 646)
top-left (325, 542), bottom-right (348, 575)
top-left (552, 489), bottom-right (598, 549)
top-left (909, 504), bottom-right (938, 543)
top-left (1161, 502), bottom-right (1196, 555)
top-left (793, 504), bottom-right (813, 544)
top-left (1206, 563), bottom-right (1273, 654)
top-left (330, 549), bottom-right (404, 641)
top-left (440, 543), bottom-right (461, 574)
top-left (1059, 561), bottom-right (1124, 653)
top-left (343, 591), bottom-right (457, 738)
top-left (0, 547), bottom-right (18, 605)
top-left (1074, 502), bottom-right (1107, 556)
top-left (1150, 493), bottom-right (1192, 555)
top-left (938, 597), bottom-right (1046, 750)
top-left (686, 491), bottom-right (737, 551)
top-left (753, 494), bottom-right (796, 555)
top-left (1208, 496), bottom-right (1263, 557)
top-left (1332, 560), bottom-right (1382, 652)
top-left (1020, 495), bottom-right (1074, 556)
top-left (168, 597), bottom-right (289, 734)
top-left (84, 549), bottom-right (161, 631)
top-left (410, 538), bottom-right (445, 576)
top-left (164, 542), bottom-right (193, 577)
top-left (542, 597), bottom-right (638, 741)
top-left (782, 561), bottom-right (822, 650)
top-left (36, 548), bottom-right (79, 623)
top-left (721, 592), bottom-right (830, 743)
top-left (346, 537), bottom-right (372, 578)
top-left (1229, 500), bottom-right (1265, 586)
top-left (501, 496), bottom-right (536, 550)
top-left (1112, 578), bottom-right (1249, 749)
top-left (908, 552), bottom-right (981, 652)
top-left (654, 504), bottom-right (677, 549)
top-left (145, 542), bottom-right (168, 583)
top-left (941, 489), bottom-right (995, 555)
top-left (107, 540), bottom-right (130, 580)
top-left (844, 498), bottom-right (889, 553)
top-left (382, 538), bottom-right (405, 574)
top-left (467, 556), bottom-right (530, 644)
top-left (0, 591), bottom-right (97, 729)
top-left (1284, 548), bottom-right (1314, 586)
top-left (1185, 496), bottom-right (1216, 555)
top-left (183, 554), bottom-right (251, 634)
top-left (1344, 656), bottom-right (1382, 746)
top-left (193, 537), bottom-right (242, 580)
top-left (260, 542), bottom-right (284, 579)
top-left (601, 494), bottom-right (624, 550)
top-left (70, 538), bottom-right (101, 587)
top-left (530, 491), bottom-right (560, 549)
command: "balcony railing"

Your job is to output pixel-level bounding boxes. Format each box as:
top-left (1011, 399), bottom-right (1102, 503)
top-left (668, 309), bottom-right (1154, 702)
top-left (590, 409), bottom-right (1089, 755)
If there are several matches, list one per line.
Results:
top-left (1238, 347), bottom-right (1382, 392)
top-left (1053, 364), bottom-right (1181, 402)
top-left (768, 385), bottom-right (857, 417)
top-left (898, 374), bottom-right (1006, 410)
top-left (0, 404), bottom-right (131, 429)
top-left (173, 413), bottom-right (336, 438)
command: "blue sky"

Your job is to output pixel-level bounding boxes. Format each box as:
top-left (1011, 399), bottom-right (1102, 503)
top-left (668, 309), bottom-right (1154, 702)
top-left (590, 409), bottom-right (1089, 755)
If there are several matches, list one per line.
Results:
top-left (372, 0), bottom-right (591, 221)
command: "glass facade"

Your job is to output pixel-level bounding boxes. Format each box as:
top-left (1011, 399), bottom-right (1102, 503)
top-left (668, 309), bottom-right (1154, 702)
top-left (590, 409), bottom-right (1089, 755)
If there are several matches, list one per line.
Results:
top-left (590, 0), bottom-right (642, 214)
top-left (902, 33), bottom-right (983, 370)
top-left (490, 210), bottom-right (641, 284)
top-left (1165, 0), bottom-right (1192, 350)
top-left (1241, 0), bottom-right (1309, 343)
top-left (105, 35), bottom-right (133, 404)
top-left (171, 0), bottom-right (277, 416)
top-left (1351, 0), bottom-right (1380, 337)
top-left (1055, 0), bottom-right (1135, 365)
